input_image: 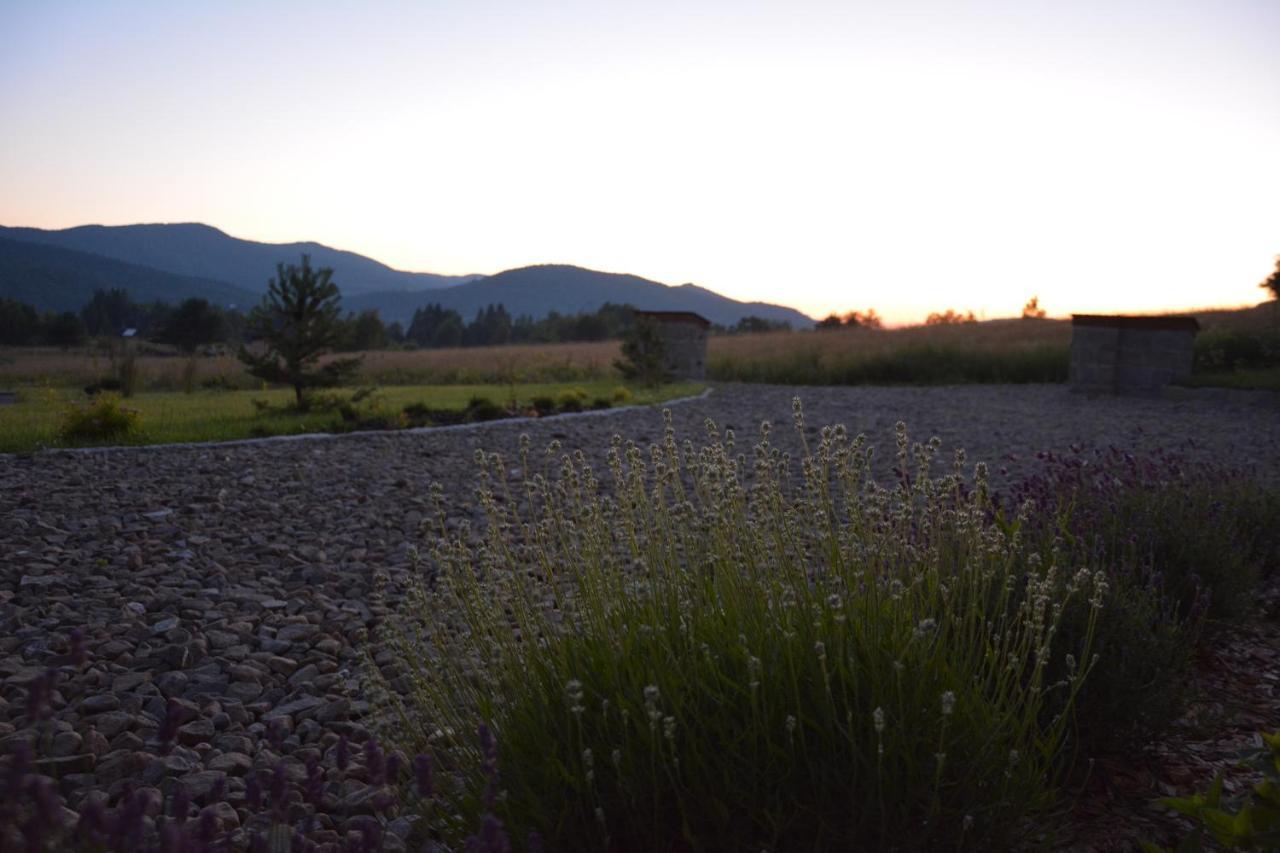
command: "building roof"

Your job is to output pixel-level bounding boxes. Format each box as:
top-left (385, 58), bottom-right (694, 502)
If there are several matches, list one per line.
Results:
top-left (633, 310), bottom-right (711, 329)
top-left (1071, 314), bottom-right (1200, 332)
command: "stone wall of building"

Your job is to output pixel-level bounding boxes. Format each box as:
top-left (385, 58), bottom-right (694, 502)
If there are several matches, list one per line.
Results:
top-left (635, 311), bottom-right (710, 380)
top-left (659, 322), bottom-right (709, 380)
top-left (1069, 315), bottom-right (1198, 395)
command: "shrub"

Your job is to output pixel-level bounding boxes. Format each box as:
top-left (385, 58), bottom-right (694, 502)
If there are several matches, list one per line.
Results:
top-left (530, 395), bottom-right (556, 417)
top-left (610, 386), bottom-right (634, 404)
top-left (57, 393), bottom-right (141, 444)
top-left (1148, 731), bottom-right (1280, 852)
top-left (200, 374), bottom-right (237, 391)
top-left (710, 344), bottom-right (1069, 385)
top-left (590, 396), bottom-right (612, 410)
top-left (116, 347), bottom-right (139, 397)
top-left (83, 376), bottom-right (123, 396)
top-left (1194, 328), bottom-right (1280, 373)
top-left (1002, 446), bottom-right (1278, 755)
top-left (554, 387), bottom-right (587, 412)
top-left (465, 396), bottom-right (505, 422)
top-left (377, 407), bottom-right (1106, 850)
top-left (1005, 446), bottom-right (1272, 624)
top-left (614, 316), bottom-right (668, 386)
top-left (402, 401), bottom-right (433, 425)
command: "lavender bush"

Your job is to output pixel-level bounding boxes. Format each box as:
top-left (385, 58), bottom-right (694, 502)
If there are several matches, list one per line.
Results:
top-left (378, 404), bottom-right (1106, 850)
top-left (1000, 445), bottom-right (1279, 754)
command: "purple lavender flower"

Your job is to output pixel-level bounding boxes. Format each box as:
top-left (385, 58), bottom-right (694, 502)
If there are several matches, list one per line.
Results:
top-left (413, 753), bottom-right (434, 799)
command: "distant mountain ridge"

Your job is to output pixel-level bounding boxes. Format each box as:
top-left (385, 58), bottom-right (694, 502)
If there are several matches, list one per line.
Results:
top-left (347, 264), bottom-right (814, 328)
top-left (0, 223), bottom-right (480, 296)
top-left (0, 223), bottom-right (815, 328)
top-left (0, 236), bottom-right (258, 313)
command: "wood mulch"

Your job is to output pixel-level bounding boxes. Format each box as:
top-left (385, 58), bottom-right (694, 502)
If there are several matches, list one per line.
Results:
top-left (1043, 580), bottom-right (1280, 851)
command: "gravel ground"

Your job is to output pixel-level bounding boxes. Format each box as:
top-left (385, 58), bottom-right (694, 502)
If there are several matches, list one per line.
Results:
top-left (2, 383), bottom-right (1278, 848)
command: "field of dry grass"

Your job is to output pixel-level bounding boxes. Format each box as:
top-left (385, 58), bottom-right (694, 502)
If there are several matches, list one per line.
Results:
top-left (712, 316), bottom-right (1071, 362)
top-left (0, 340), bottom-right (626, 390)
top-left (0, 303), bottom-right (1272, 392)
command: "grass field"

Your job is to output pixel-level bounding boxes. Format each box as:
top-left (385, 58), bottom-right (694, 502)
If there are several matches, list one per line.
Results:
top-left (0, 340), bottom-right (625, 390)
top-left (0, 303), bottom-right (1274, 396)
top-left (0, 381), bottom-right (703, 453)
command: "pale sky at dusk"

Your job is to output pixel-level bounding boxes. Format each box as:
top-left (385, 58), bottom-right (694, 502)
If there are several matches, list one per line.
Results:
top-left (2, 0), bottom-right (1277, 325)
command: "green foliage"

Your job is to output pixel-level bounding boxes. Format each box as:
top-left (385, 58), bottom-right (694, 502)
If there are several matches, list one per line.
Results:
top-left (198, 374), bottom-right (237, 391)
top-left (610, 386), bottom-right (634, 404)
top-left (80, 288), bottom-right (137, 337)
top-left (530, 395), bottom-right (556, 416)
top-left (403, 301), bottom-right (642, 350)
top-left (44, 311), bottom-right (87, 349)
top-left (339, 309), bottom-right (389, 352)
top-left (1145, 731), bottom-right (1280, 852)
top-left (159, 297), bottom-right (227, 353)
top-left (726, 314), bottom-right (796, 333)
top-left (1005, 447), bottom-right (1280, 757)
top-left (237, 255), bottom-right (362, 408)
top-left (0, 298), bottom-right (42, 345)
top-left (554, 387), bottom-right (588, 412)
top-left (0, 381), bottom-right (703, 452)
top-left (465, 395), bottom-right (505, 422)
top-left (115, 346), bottom-right (139, 398)
top-left (614, 315), bottom-right (668, 386)
top-left (1194, 328), bottom-right (1280, 373)
top-left (1049, 585), bottom-right (1196, 756)
top-left (377, 411), bottom-right (1106, 850)
top-left (711, 344), bottom-right (1069, 385)
top-left (1260, 255), bottom-right (1279, 301)
top-left (57, 393), bottom-right (140, 444)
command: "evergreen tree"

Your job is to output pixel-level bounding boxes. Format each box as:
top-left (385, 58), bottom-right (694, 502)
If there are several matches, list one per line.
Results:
top-left (614, 315), bottom-right (668, 386)
top-left (0, 298), bottom-right (42, 345)
top-left (1261, 255), bottom-right (1279, 301)
top-left (237, 255), bottom-right (361, 408)
top-left (45, 312), bottom-right (87, 349)
top-left (80, 289), bottom-right (137, 337)
top-left (432, 313), bottom-right (465, 348)
top-left (159, 298), bottom-right (227, 353)
top-left (341, 309), bottom-right (389, 351)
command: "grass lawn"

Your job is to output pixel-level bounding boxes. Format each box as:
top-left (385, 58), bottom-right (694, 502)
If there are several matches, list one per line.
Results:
top-left (0, 380), bottom-right (704, 453)
top-left (1182, 366), bottom-right (1280, 391)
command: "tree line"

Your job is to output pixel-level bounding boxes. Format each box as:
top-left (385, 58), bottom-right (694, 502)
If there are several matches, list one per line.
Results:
top-left (0, 288), bottom-right (796, 351)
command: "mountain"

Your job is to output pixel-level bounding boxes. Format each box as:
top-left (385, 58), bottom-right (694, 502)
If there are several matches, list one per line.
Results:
top-left (0, 236), bottom-right (257, 313)
top-left (347, 264), bottom-right (815, 328)
top-left (0, 223), bottom-right (816, 328)
top-left (0, 223), bottom-right (480, 296)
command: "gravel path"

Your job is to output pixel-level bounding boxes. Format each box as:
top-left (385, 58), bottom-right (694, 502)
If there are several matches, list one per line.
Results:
top-left (3, 383), bottom-right (1277, 847)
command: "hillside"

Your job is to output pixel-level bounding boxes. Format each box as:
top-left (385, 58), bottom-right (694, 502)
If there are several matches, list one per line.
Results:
top-left (0, 236), bottom-right (257, 313)
top-left (0, 223), bottom-right (479, 296)
top-left (347, 264), bottom-right (815, 328)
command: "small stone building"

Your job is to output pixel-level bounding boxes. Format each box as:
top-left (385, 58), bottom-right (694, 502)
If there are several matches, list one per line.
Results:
top-left (634, 310), bottom-right (711, 380)
top-left (1069, 314), bottom-right (1199, 394)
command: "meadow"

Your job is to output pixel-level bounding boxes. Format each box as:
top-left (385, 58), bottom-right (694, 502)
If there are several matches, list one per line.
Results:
top-left (0, 380), bottom-right (702, 453)
top-left (2, 303), bottom-right (1272, 396)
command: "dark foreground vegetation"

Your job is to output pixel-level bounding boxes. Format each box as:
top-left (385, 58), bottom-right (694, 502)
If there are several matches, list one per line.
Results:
top-left (6, 404), bottom-right (1274, 850)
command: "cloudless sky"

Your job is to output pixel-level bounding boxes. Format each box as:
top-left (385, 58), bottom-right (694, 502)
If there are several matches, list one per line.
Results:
top-left (2, 0), bottom-right (1277, 324)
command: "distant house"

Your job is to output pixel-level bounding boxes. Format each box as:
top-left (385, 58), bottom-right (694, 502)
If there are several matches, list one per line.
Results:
top-left (1069, 314), bottom-right (1199, 394)
top-left (634, 310), bottom-right (711, 380)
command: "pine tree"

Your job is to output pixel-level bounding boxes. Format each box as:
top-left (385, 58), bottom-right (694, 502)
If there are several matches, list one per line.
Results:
top-left (237, 255), bottom-right (361, 408)
top-left (614, 315), bottom-right (668, 386)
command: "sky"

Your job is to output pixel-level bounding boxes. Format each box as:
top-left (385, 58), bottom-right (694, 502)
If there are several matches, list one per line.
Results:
top-left (2, 0), bottom-right (1278, 325)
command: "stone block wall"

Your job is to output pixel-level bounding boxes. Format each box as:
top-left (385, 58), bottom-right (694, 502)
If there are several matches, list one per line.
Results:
top-left (1069, 315), bottom-right (1198, 394)
top-left (635, 311), bottom-right (710, 380)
